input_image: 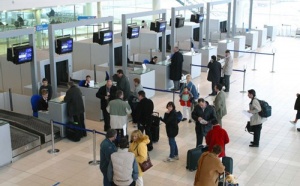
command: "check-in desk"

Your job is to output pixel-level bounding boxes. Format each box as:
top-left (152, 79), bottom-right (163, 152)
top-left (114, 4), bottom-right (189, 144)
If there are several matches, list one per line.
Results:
top-left (217, 39), bottom-right (234, 57)
top-left (48, 96), bottom-right (68, 138)
top-left (146, 61), bottom-right (173, 91)
top-left (182, 52), bottom-right (201, 79)
top-left (129, 68), bottom-right (155, 98)
top-left (233, 36), bottom-right (246, 58)
top-left (78, 82), bottom-right (106, 121)
top-left (0, 120), bottom-right (12, 166)
top-left (246, 31), bottom-right (258, 51)
top-left (199, 46), bottom-right (217, 72)
top-left (252, 28), bottom-right (267, 47)
top-left (264, 25), bottom-right (276, 41)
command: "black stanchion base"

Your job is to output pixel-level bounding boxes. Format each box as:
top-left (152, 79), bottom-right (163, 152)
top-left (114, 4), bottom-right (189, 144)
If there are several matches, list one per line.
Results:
top-left (89, 160), bottom-right (100, 165)
top-left (252, 69), bottom-right (257, 71)
top-left (240, 91), bottom-right (247, 93)
top-left (47, 149), bottom-right (60, 154)
top-left (270, 71), bottom-right (275, 73)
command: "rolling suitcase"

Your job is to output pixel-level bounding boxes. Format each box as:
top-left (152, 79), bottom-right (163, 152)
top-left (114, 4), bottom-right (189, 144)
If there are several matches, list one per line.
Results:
top-left (66, 122), bottom-right (82, 142)
top-left (151, 112), bottom-right (160, 142)
top-left (186, 145), bottom-right (208, 171)
top-left (222, 156), bottom-right (233, 174)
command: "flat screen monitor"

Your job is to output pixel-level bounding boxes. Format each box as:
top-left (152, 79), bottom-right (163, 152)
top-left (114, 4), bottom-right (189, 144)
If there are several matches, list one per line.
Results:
top-left (190, 14), bottom-right (204, 23)
top-left (197, 14), bottom-right (204, 23)
top-left (7, 45), bottom-right (33, 64)
top-left (150, 22), bottom-right (156, 31)
top-left (156, 21), bottom-right (167, 32)
top-left (127, 26), bottom-right (140, 39)
top-left (93, 32), bottom-right (100, 43)
top-left (169, 17), bottom-right (185, 28)
top-left (99, 30), bottom-right (113, 45)
top-left (55, 37), bottom-right (73, 55)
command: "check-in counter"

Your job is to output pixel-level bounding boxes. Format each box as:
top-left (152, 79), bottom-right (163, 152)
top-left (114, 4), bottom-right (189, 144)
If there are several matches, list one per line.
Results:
top-left (233, 36), bottom-right (246, 58)
top-left (78, 81), bottom-right (107, 121)
top-left (264, 25), bottom-right (276, 41)
top-left (217, 39), bottom-right (234, 57)
top-left (252, 28), bottom-right (267, 47)
top-left (48, 96), bottom-right (68, 137)
top-left (182, 52), bottom-right (202, 79)
top-left (146, 61), bottom-right (173, 91)
top-left (0, 120), bottom-right (12, 166)
top-left (199, 46), bottom-right (217, 72)
top-left (128, 68), bottom-right (155, 98)
top-left (246, 31), bottom-right (258, 51)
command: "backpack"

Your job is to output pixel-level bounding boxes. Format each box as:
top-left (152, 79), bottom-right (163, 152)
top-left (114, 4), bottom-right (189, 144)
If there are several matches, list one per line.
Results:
top-left (257, 99), bottom-right (272, 118)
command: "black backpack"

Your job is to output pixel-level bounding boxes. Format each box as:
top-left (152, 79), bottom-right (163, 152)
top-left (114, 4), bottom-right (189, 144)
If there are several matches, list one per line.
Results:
top-left (257, 99), bottom-right (272, 118)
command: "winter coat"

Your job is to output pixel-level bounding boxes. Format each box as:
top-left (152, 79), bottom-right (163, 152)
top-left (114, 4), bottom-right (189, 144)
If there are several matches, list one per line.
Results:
top-left (100, 138), bottom-right (117, 173)
top-left (207, 60), bottom-right (222, 83)
top-left (223, 55), bottom-right (233, 76)
top-left (170, 51), bottom-right (184, 81)
top-left (107, 98), bottom-right (132, 129)
top-left (249, 98), bottom-right (267, 126)
top-left (194, 152), bottom-right (225, 186)
top-left (161, 110), bottom-right (179, 138)
top-left (63, 85), bottom-right (85, 116)
top-left (113, 74), bottom-right (131, 100)
top-left (136, 98), bottom-right (154, 125)
top-left (213, 90), bottom-right (227, 118)
top-left (39, 84), bottom-right (53, 100)
top-left (192, 103), bottom-right (217, 136)
top-left (96, 85), bottom-right (117, 110)
top-left (294, 94), bottom-right (300, 111)
top-left (205, 125), bottom-right (229, 158)
top-left (129, 135), bottom-right (150, 177)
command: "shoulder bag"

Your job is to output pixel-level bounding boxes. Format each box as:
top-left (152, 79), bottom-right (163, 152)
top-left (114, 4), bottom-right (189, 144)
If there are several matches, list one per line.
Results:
top-left (135, 145), bottom-right (153, 172)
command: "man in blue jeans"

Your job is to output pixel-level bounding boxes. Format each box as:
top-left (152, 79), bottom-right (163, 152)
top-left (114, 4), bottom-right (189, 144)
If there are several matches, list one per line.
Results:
top-left (100, 129), bottom-right (117, 186)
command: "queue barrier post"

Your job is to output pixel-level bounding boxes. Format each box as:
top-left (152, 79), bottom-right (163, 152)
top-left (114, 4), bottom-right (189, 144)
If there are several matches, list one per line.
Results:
top-left (47, 120), bottom-right (60, 154)
top-left (271, 53), bottom-right (275, 73)
top-left (240, 68), bottom-right (247, 93)
top-left (88, 129), bottom-right (100, 165)
top-left (252, 53), bottom-right (257, 71)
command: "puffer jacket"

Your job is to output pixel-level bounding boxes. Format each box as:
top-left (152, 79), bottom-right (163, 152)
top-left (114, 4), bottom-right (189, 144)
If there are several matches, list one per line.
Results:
top-left (128, 135), bottom-right (150, 177)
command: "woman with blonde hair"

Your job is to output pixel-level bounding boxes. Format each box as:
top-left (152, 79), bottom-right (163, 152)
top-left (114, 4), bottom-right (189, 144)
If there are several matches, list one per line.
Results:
top-left (129, 130), bottom-right (150, 186)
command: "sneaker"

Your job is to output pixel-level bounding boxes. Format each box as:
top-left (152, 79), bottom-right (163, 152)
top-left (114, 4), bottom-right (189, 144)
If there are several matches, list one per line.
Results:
top-left (173, 156), bottom-right (179, 160)
top-left (163, 157), bottom-right (175, 162)
top-left (290, 121), bottom-right (296, 124)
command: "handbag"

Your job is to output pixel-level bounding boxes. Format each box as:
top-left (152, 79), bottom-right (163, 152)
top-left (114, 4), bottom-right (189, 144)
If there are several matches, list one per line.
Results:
top-left (245, 121), bottom-right (254, 134)
top-left (136, 145), bottom-right (153, 172)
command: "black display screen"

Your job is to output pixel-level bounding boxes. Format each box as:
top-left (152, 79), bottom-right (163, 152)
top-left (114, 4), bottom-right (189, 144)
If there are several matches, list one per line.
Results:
top-left (17, 46), bottom-right (33, 63)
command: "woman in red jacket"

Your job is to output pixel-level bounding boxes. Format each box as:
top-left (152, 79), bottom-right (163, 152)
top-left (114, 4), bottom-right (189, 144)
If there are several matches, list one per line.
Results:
top-left (205, 119), bottom-right (229, 157)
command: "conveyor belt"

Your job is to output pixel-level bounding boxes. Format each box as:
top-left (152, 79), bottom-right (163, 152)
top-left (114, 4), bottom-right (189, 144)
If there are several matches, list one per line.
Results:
top-left (10, 125), bottom-right (41, 158)
top-left (0, 109), bottom-right (60, 143)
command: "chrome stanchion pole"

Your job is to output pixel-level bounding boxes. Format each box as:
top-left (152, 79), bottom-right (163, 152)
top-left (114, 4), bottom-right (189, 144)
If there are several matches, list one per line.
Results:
top-left (89, 130), bottom-right (100, 165)
top-left (94, 64), bottom-right (97, 83)
top-left (252, 53), bottom-right (257, 71)
top-left (271, 53), bottom-right (275, 73)
top-left (172, 90), bottom-right (175, 103)
top-left (240, 68), bottom-right (247, 93)
top-left (47, 120), bottom-right (60, 154)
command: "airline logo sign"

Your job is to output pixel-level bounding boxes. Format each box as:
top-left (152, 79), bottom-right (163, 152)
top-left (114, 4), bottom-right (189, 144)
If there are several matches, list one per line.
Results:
top-left (78, 16), bottom-right (96, 21)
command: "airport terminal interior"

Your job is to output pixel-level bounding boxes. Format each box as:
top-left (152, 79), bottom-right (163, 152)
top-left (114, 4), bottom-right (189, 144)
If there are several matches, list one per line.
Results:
top-left (1, 0), bottom-right (300, 186)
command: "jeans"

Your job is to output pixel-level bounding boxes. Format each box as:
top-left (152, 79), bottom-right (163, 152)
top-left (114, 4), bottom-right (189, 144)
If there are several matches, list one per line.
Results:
top-left (102, 108), bottom-right (111, 131)
top-left (252, 124), bottom-right (262, 145)
top-left (101, 170), bottom-right (111, 186)
top-left (224, 75), bottom-right (230, 91)
top-left (168, 137), bottom-right (178, 158)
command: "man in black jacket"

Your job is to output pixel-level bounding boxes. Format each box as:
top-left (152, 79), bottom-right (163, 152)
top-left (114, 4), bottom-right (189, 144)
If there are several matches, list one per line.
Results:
top-left (170, 47), bottom-right (183, 91)
top-left (64, 81), bottom-right (86, 137)
top-left (96, 80), bottom-right (117, 131)
top-left (207, 55), bottom-right (221, 96)
top-left (112, 69), bottom-right (131, 101)
top-left (192, 98), bottom-right (217, 147)
top-left (136, 90), bottom-right (154, 151)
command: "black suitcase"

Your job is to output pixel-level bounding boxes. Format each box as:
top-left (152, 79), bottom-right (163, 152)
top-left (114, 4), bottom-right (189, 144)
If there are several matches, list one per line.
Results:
top-left (152, 112), bottom-right (160, 127)
top-left (151, 125), bottom-right (159, 143)
top-left (186, 145), bottom-right (208, 171)
top-left (66, 123), bottom-right (82, 142)
top-left (222, 156), bottom-right (233, 174)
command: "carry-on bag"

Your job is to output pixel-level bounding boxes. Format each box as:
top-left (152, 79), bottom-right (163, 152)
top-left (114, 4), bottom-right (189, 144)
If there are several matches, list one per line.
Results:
top-left (186, 145), bottom-right (208, 171)
top-left (66, 122), bottom-right (82, 142)
top-left (151, 112), bottom-right (160, 142)
top-left (222, 156), bottom-right (233, 174)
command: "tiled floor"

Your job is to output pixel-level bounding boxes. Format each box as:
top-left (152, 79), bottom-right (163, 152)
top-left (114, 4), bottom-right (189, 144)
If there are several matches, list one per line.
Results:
top-left (1, 36), bottom-right (300, 186)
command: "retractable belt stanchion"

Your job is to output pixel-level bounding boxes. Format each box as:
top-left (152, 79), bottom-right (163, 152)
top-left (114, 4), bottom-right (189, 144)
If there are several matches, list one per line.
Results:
top-left (173, 90), bottom-right (175, 103)
top-left (271, 53), bottom-right (275, 73)
top-left (240, 68), bottom-right (247, 93)
top-left (252, 53), bottom-right (257, 71)
top-left (47, 120), bottom-right (60, 154)
top-left (89, 130), bottom-right (100, 165)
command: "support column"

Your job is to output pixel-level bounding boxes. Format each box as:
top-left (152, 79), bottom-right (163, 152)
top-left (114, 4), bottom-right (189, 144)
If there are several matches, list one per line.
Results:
top-left (152, 0), bottom-right (160, 20)
top-left (227, 2), bottom-right (231, 38)
top-left (249, 0), bottom-right (253, 30)
top-left (35, 9), bottom-right (42, 49)
top-left (84, 3), bottom-right (93, 16)
top-left (232, 0), bottom-right (237, 37)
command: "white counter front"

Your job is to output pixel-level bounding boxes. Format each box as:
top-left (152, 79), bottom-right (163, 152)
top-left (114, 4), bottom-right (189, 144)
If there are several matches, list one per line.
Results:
top-left (0, 120), bottom-right (12, 167)
top-left (129, 69), bottom-right (155, 98)
top-left (199, 46), bottom-right (217, 72)
top-left (146, 61), bottom-right (173, 90)
top-left (183, 52), bottom-right (201, 79)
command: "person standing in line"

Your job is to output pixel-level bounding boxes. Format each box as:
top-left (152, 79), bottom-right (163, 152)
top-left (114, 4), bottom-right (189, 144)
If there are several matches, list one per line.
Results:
top-left (223, 50), bottom-right (233, 92)
top-left (213, 84), bottom-right (227, 126)
top-left (129, 130), bottom-right (150, 186)
top-left (247, 89), bottom-right (267, 147)
top-left (192, 98), bottom-right (217, 147)
top-left (100, 129), bottom-right (117, 186)
top-left (96, 80), bottom-right (118, 131)
top-left (170, 46), bottom-right (184, 91)
top-left (207, 55), bottom-right (221, 96)
top-left (129, 78), bottom-right (144, 125)
top-left (291, 93), bottom-right (300, 125)
top-left (113, 69), bottom-right (131, 101)
top-left (179, 86), bottom-right (193, 123)
top-left (160, 101), bottom-right (179, 162)
top-left (136, 91), bottom-right (154, 151)
top-left (107, 90), bottom-right (132, 145)
top-left (39, 78), bottom-right (53, 100)
top-left (107, 138), bottom-right (138, 186)
top-left (205, 119), bottom-right (229, 158)
top-left (64, 81), bottom-right (86, 137)
top-left (194, 145), bottom-right (225, 186)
